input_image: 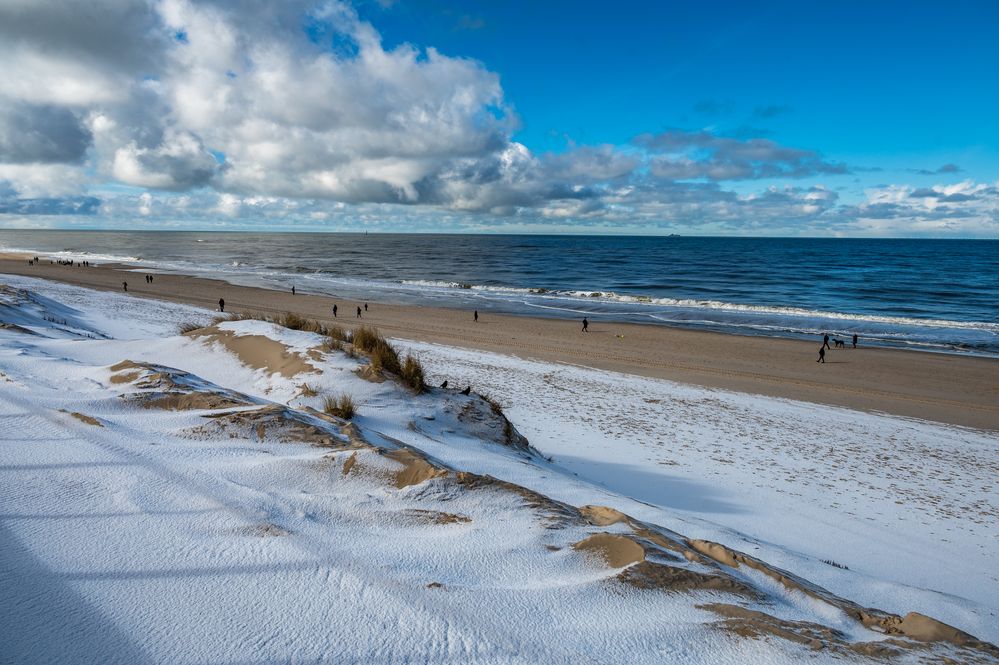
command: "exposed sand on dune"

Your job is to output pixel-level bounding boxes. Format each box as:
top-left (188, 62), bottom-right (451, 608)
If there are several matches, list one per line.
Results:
top-left (573, 533), bottom-right (646, 567)
top-left (0, 322), bottom-right (37, 335)
top-left (343, 445), bottom-right (450, 489)
top-left (341, 450), bottom-right (358, 476)
top-left (397, 509), bottom-right (472, 525)
top-left (111, 360), bottom-right (254, 411)
top-left (702, 603), bottom-right (856, 652)
top-left (353, 364), bottom-right (387, 383)
top-left (189, 405), bottom-right (352, 448)
top-left (186, 325), bottom-right (316, 377)
top-left (384, 448), bottom-right (449, 488)
top-left (61, 410), bottom-right (103, 427)
top-left (621, 562), bottom-right (758, 597)
top-left (579, 504), bottom-right (630, 526)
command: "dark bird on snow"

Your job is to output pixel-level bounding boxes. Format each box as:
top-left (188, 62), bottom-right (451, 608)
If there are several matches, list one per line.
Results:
top-left (460, 386), bottom-right (471, 396)
top-left (439, 380), bottom-right (448, 389)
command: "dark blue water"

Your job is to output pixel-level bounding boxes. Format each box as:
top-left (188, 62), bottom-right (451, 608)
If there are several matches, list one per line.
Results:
top-left (3, 231), bottom-right (998, 355)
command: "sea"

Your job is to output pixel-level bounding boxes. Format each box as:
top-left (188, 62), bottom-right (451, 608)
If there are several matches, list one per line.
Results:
top-left (3, 230), bottom-right (997, 357)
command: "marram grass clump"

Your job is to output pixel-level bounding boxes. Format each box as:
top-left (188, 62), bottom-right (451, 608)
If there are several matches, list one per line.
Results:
top-left (400, 354), bottom-right (425, 393)
top-left (323, 392), bottom-right (356, 420)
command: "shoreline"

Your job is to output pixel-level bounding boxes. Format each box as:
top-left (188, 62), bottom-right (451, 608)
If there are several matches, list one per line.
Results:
top-left (2, 255), bottom-right (997, 431)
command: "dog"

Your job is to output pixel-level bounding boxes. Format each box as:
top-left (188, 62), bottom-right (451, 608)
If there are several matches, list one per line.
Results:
top-left (833, 338), bottom-right (845, 348)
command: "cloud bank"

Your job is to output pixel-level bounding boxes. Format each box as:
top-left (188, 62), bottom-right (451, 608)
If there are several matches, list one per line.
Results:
top-left (0, 0), bottom-right (994, 236)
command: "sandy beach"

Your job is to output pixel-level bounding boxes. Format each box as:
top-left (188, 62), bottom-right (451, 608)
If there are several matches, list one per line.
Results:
top-left (2, 255), bottom-right (997, 430)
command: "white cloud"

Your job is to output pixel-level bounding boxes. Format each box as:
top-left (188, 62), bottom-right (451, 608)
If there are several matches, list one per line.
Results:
top-left (0, 0), bottom-right (993, 236)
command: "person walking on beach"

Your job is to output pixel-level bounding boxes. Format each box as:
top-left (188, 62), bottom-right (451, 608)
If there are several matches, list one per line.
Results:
top-left (364, 302), bottom-right (368, 312)
top-left (822, 334), bottom-right (831, 350)
top-left (122, 281), bottom-right (128, 292)
top-left (332, 304), bottom-right (338, 318)
top-left (356, 306), bottom-right (362, 319)
top-left (474, 310), bottom-right (478, 322)
top-left (817, 346), bottom-right (826, 363)
top-left (219, 298), bottom-right (225, 313)
top-left (582, 317), bottom-right (589, 332)
top-left (852, 334), bottom-right (858, 349)
top-left (292, 286), bottom-right (296, 295)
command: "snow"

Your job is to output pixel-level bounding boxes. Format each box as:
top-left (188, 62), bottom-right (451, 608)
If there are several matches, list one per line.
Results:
top-left (393, 339), bottom-right (999, 642)
top-left (1, 274), bottom-right (996, 664)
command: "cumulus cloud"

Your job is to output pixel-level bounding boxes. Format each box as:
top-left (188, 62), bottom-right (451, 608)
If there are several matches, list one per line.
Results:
top-left (0, 181), bottom-right (99, 215)
top-left (112, 129), bottom-right (219, 190)
top-left (834, 181), bottom-right (999, 235)
top-left (0, 102), bottom-right (91, 164)
top-left (0, 0), bottom-right (992, 235)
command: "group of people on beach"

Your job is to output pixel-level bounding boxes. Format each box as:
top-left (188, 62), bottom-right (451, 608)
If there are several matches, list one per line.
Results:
top-left (214, 290), bottom-right (371, 319)
top-left (328, 301), bottom-right (367, 318)
top-left (817, 333), bottom-right (859, 363)
top-left (27, 257), bottom-right (90, 267)
top-left (105, 270), bottom-right (866, 367)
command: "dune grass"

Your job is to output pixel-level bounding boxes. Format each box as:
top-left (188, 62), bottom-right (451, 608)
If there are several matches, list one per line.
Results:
top-left (400, 354), bottom-right (426, 393)
top-left (479, 392), bottom-right (514, 443)
top-left (323, 392), bottom-right (356, 420)
top-left (177, 321), bottom-right (204, 334)
top-left (218, 315), bottom-right (424, 393)
top-left (277, 312), bottom-right (330, 334)
top-left (352, 326), bottom-right (401, 375)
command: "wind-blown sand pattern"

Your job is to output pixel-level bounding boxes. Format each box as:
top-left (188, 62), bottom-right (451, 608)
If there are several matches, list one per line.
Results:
top-left (1, 276), bottom-right (998, 663)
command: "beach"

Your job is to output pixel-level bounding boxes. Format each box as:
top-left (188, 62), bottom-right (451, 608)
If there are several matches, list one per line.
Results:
top-left (2, 272), bottom-right (998, 661)
top-left (2, 255), bottom-right (997, 431)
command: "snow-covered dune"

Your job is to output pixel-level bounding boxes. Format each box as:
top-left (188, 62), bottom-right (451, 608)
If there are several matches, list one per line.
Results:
top-left (1, 276), bottom-right (996, 664)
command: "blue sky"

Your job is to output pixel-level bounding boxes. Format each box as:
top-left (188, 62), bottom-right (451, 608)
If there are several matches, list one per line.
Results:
top-left (366, 1), bottom-right (999, 170)
top-left (1, 0), bottom-right (998, 236)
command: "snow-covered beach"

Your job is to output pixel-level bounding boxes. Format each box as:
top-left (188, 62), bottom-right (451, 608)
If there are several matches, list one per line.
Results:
top-left (1, 274), bottom-right (997, 663)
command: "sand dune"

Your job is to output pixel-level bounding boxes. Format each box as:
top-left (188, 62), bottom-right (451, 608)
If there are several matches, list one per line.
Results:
top-left (2, 275), bottom-right (998, 662)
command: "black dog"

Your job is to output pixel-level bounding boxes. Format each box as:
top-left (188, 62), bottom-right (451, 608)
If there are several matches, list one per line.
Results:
top-left (833, 339), bottom-right (845, 348)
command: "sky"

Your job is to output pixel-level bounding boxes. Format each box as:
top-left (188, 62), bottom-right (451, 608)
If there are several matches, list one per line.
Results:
top-left (0, 0), bottom-right (997, 236)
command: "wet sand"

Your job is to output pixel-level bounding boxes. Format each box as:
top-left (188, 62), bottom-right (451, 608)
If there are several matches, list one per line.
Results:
top-left (2, 256), bottom-right (997, 430)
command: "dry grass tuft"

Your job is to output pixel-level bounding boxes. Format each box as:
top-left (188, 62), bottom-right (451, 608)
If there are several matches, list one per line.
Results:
top-left (480, 392), bottom-right (514, 443)
top-left (323, 392), bottom-right (356, 420)
top-left (177, 321), bottom-right (204, 334)
top-left (400, 354), bottom-right (425, 393)
top-left (369, 342), bottom-right (401, 375)
top-left (352, 326), bottom-right (401, 374)
top-left (276, 312), bottom-right (329, 334)
top-left (328, 325), bottom-right (349, 342)
top-left (299, 382), bottom-right (319, 397)
top-left (321, 324), bottom-right (349, 352)
top-left (350, 326), bottom-right (382, 352)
